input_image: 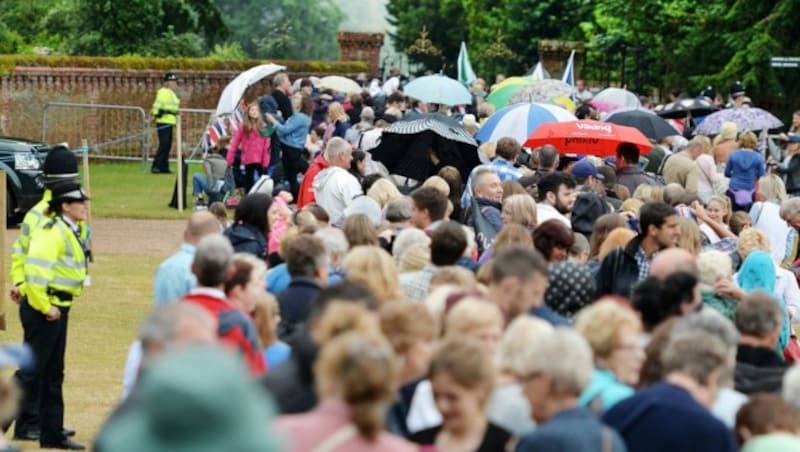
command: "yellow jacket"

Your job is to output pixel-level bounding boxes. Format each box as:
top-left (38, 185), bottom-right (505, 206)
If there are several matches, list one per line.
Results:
top-left (24, 216), bottom-right (87, 314)
top-left (11, 189), bottom-right (52, 288)
top-left (152, 86), bottom-right (180, 125)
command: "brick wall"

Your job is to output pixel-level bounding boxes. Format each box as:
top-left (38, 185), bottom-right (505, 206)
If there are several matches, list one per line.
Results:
top-left (0, 66), bottom-right (357, 157)
top-left (337, 32), bottom-right (385, 78)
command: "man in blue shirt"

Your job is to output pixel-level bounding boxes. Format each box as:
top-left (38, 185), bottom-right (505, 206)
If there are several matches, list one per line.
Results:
top-left (461, 137), bottom-right (523, 208)
top-left (153, 211), bottom-right (221, 307)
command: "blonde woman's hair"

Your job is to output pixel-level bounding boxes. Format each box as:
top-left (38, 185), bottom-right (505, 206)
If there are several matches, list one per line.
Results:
top-left (242, 102), bottom-right (264, 134)
top-left (423, 285), bottom-right (462, 336)
top-left (707, 195), bottom-right (732, 224)
top-left (575, 300), bottom-right (642, 360)
top-left (676, 217), bottom-right (702, 256)
top-left (342, 214), bottom-right (379, 248)
top-left (428, 336), bottom-right (495, 406)
top-left (366, 178), bottom-right (402, 208)
top-left (326, 102), bottom-right (348, 122)
top-left (589, 214), bottom-right (629, 259)
top-left (738, 131), bottom-right (758, 150)
top-left (398, 242), bottom-right (430, 273)
top-left (251, 293), bottom-right (280, 348)
top-left (316, 301), bottom-right (379, 344)
top-left (697, 250), bottom-right (733, 287)
top-left (379, 302), bottom-right (436, 354)
top-left (496, 316), bottom-right (554, 375)
top-left (714, 122), bottom-right (738, 145)
top-left (444, 297), bottom-right (503, 340)
top-left (342, 246), bottom-right (402, 303)
top-left (422, 175), bottom-right (451, 197)
top-left (737, 228), bottom-right (771, 260)
top-left (620, 198), bottom-right (644, 215)
top-left (502, 194), bottom-right (537, 228)
top-left (598, 228), bottom-right (637, 262)
top-left (633, 185), bottom-right (664, 203)
top-left (758, 174), bottom-right (788, 202)
top-left (429, 266), bottom-right (478, 292)
top-left (479, 141), bottom-right (497, 160)
top-left (315, 331), bottom-right (398, 440)
top-left (692, 135), bottom-right (713, 155)
top-left (493, 223), bottom-right (533, 254)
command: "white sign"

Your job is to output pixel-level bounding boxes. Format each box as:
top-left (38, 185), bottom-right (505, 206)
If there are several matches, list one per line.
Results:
top-left (771, 57), bottom-right (800, 68)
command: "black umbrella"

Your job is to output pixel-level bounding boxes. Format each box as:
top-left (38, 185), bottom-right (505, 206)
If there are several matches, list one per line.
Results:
top-left (603, 108), bottom-right (678, 140)
top-left (656, 98), bottom-right (718, 119)
top-left (371, 113), bottom-right (481, 184)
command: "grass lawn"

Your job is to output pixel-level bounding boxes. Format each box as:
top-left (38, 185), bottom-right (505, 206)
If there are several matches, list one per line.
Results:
top-left (5, 253), bottom-right (160, 450)
top-left (85, 161), bottom-right (204, 220)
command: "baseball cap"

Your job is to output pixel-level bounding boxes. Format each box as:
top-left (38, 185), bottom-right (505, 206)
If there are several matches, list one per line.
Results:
top-left (571, 159), bottom-right (604, 180)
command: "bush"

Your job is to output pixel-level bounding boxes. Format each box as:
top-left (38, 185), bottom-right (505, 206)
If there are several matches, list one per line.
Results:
top-left (0, 54), bottom-right (369, 74)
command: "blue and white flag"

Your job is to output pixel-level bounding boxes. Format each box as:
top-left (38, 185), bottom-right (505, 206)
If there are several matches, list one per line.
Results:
top-left (530, 62), bottom-right (550, 81)
top-left (561, 50), bottom-right (576, 87)
top-left (457, 41), bottom-right (477, 86)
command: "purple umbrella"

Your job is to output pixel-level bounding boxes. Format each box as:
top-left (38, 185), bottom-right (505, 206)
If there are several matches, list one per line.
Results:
top-left (693, 107), bottom-right (783, 136)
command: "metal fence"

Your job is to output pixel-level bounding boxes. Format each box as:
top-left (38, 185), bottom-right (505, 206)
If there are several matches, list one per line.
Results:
top-left (41, 102), bottom-right (215, 167)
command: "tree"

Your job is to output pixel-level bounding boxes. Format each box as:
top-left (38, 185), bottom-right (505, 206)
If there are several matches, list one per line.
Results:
top-left (213, 0), bottom-right (344, 60)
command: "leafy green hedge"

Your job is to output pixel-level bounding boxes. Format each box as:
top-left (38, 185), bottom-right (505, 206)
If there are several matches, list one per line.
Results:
top-left (0, 55), bottom-right (368, 74)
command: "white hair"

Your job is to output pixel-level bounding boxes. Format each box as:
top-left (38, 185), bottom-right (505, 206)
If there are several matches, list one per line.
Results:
top-left (392, 228), bottom-right (431, 265)
top-left (518, 328), bottom-right (593, 396)
top-left (314, 227), bottom-right (349, 259)
top-left (324, 137), bottom-right (351, 162)
top-left (496, 316), bottom-right (554, 375)
top-left (697, 250), bottom-right (733, 287)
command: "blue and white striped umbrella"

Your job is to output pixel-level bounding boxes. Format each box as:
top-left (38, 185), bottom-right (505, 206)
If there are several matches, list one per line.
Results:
top-left (476, 102), bottom-right (576, 144)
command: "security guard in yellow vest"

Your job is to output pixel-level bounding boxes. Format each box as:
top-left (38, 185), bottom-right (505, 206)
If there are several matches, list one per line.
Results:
top-left (151, 72), bottom-right (180, 174)
top-left (10, 146), bottom-right (81, 443)
top-left (19, 182), bottom-right (89, 450)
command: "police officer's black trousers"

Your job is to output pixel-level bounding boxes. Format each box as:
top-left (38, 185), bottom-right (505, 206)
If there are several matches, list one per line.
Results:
top-left (15, 300), bottom-right (69, 445)
top-left (152, 124), bottom-right (173, 172)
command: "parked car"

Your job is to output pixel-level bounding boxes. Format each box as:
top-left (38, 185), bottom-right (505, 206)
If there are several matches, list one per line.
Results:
top-left (0, 137), bottom-right (54, 225)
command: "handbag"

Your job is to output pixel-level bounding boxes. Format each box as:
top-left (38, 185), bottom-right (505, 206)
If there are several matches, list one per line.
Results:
top-left (784, 333), bottom-right (800, 363)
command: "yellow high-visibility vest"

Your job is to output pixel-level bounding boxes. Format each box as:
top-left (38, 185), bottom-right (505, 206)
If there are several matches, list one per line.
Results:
top-left (152, 86), bottom-right (180, 125)
top-left (24, 216), bottom-right (87, 313)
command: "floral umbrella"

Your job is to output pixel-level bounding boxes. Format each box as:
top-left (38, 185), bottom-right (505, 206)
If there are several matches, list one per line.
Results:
top-left (693, 107), bottom-right (783, 136)
top-left (509, 80), bottom-right (574, 105)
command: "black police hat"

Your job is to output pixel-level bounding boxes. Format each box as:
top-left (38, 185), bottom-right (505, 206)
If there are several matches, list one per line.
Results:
top-left (729, 81), bottom-right (745, 98)
top-left (164, 73), bottom-right (178, 82)
top-left (51, 182), bottom-right (89, 203)
top-left (42, 146), bottom-right (79, 184)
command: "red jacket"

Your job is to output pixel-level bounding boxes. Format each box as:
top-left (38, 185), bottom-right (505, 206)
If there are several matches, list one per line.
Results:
top-left (183, 288), bottom-right (267, 376)
top-left (297, 155), bottom-right (329, 208)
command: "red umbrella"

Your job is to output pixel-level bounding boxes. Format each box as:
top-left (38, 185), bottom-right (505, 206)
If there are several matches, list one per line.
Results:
top-left (524, 120), bottom-right (653, 157)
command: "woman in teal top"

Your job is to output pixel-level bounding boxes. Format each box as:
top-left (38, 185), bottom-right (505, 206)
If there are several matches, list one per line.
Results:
top-left (574, 300), bottom-right (646, 413)
top-left (265, 93), bottom-right (312, 199)
top-left (737, 250), bottom-right (790, 354)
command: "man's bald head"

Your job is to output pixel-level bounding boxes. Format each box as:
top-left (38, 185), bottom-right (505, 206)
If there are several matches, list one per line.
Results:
top-left (185, 211), bottom-right (221, 244)
top-left (650, 248), bottom-right (698, 280)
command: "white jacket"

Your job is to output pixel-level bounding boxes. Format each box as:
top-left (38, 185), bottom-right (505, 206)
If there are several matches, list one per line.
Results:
top-left (312, 167), bottom-right (362, 224)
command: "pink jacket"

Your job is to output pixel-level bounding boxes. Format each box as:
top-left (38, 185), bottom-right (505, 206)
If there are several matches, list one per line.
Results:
top-left (227, 126), bottom-right (270, 168)
top-left (268, 197), bottom-right (289, 255)
top-left (276, 401), bottom-right (417, 452)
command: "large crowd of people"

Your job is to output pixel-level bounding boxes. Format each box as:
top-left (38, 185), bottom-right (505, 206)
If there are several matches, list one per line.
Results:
top-left (11, 69), bottom-right (800, 451)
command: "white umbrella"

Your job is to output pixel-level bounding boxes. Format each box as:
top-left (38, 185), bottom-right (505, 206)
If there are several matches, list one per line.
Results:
top-left (318, 75), bottom-right (361, 94)
top-left (592, 88), bottom-right (641, 110)
top-left (403, 74), bottom-right (472, 106)
top-left (291, 76), bottom-right (320, 92)
top-left (215, 63), bottom-right (286, 116)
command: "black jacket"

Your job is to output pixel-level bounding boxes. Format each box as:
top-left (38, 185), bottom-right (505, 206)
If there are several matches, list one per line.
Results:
top-left (734, 344), bottom-right (788, 394)
top-left (223, 223), bottom-right (267, 260)
top-left (595, 234), bottom-right (644, 298)
top-left (272, 89), bottom-right (294, 121)
top-left (260, 325), bottom-right (318, 414)
top-left (777, 154), bottom-right (800, 195)
top-left (276, 277), bottom-right (322, 339)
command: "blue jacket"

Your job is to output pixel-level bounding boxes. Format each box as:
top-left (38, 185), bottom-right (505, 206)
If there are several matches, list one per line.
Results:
top-left (603, 382), bottom-right (736, 452)
top-left (517, 407), bottom-right (626, 452)
top-left (223, 223), bottom-right (267, 260)
top-left (153, 243), bottom-right (196, 307)
top-left (275, 112), bottom-right (311, 149)
top-left (277, 277), bottom-right (322, 339)
top-left (725, 149), bottom-right (765, 191)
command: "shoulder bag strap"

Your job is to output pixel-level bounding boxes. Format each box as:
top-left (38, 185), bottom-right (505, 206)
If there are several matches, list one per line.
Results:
top-left (311, 424), bottom-right (358, 452)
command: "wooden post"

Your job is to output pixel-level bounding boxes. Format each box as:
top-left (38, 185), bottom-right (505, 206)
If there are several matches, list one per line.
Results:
top-left (80, 139), bottom-right (92, 228)
top-left (0, 170), bottom-right (6, 330)
top-left (176, 116), bottom-right (183, 212)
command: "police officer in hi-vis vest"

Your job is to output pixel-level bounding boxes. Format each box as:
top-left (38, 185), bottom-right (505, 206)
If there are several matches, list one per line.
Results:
top-left (19, 182), bottom-right (90, 450)
top-left (10, 146), bottom-right (83, 444)
top-left (151, 72), bottom-right (180, 174)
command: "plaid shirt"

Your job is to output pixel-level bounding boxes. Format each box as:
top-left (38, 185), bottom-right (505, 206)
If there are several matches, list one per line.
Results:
top-left (399, 264), bottom-right (438, 302)
top-left (460, 159), bottom-right (522, 208)
top-left (635, 246), bottom-right (650, 281)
